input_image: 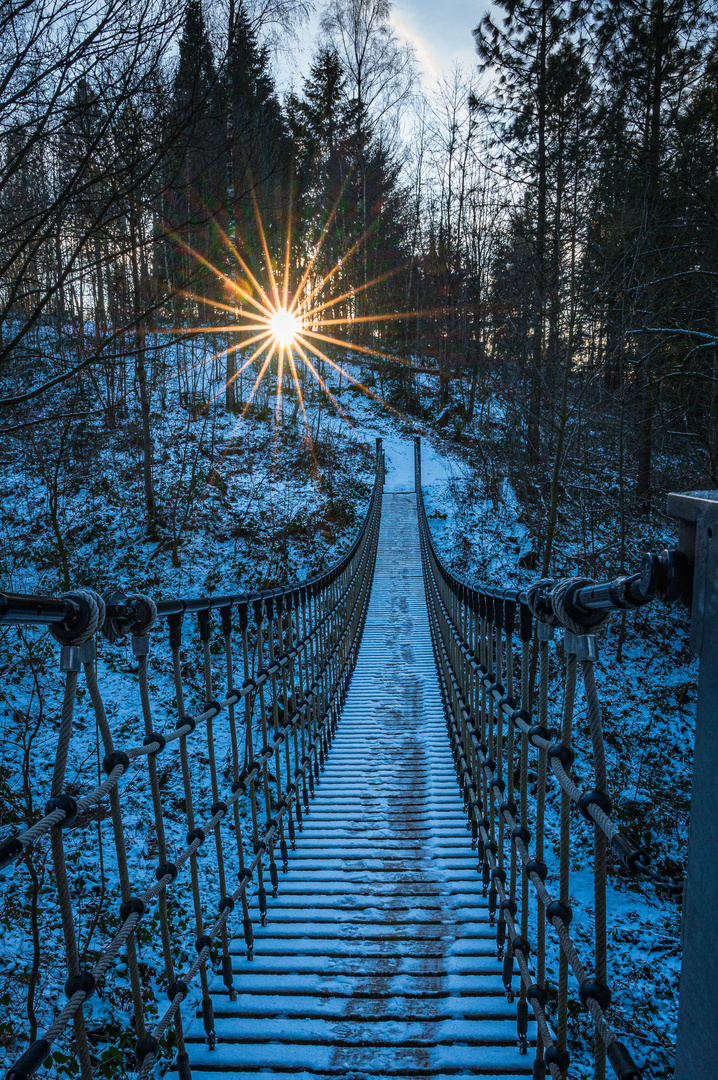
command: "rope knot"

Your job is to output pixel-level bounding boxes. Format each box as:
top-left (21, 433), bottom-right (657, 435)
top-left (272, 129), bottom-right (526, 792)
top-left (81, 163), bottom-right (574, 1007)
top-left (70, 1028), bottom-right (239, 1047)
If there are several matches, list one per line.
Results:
top-left (125, 593), bottom-right (158, 636)
top-left (50, 589), bottom-right (104, 646)
top-left (526, 579), bottom-right (558, 624)
top-left (550, 578), bottom-right (610, 636)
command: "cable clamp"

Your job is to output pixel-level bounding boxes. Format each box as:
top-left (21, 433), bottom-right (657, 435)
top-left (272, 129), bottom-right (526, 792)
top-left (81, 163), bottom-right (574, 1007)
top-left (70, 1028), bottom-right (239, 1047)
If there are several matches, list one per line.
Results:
top-left (0, 834), bottom-right (23, 871)
top-left (44, 794), bottom-right (77, 828)
top-left (578, 787), bottom-right (613, 821)
top-left (525, 858), bottom-right (548, 881)
top-left (565, 631), bottom-right (599, 661)
top-left (546, 899), bottom-right (573, 927)
top-left (143, 731), bottom-right (166, 756)
top-left (511, 935), bottom-right (531, 957)
top-left (547, 741), bottom-right (575, 769)
top-left (528, 724), bottom-right (550, 748)
top-left (545, 1045), bottom-right (570, 1072)
top-left (526, 982), bottom-right (547, 1007)
top-left (79, 638), bottom-right (96, 664)
top-left (64, 970), bottom-right (96, 1000)
top-left (132, 633), bottom-right (150, 657)
top-left (168, 979), bottom-right (189, 1001)
top-left (607, 1040), bottom-right (643, 1080)
top-left (156, 862), bottom-right (178, 883)
top-left (610, 832), bottom-right (650, 873)
top-left (4, 1038), bottom-right (52, 1079)
top-left (135, 1036), bottom-right (160, 1064)
top-left (579, 977), bottom-right (612, 1011)
top-left (119, 896), bottom-right (145, 924)
top-left (510, 708), bottom-right (530, 731)
top-left (59, 645), bottom-right (81, 672)
top-left (102, 750), bottom-right (130, 776)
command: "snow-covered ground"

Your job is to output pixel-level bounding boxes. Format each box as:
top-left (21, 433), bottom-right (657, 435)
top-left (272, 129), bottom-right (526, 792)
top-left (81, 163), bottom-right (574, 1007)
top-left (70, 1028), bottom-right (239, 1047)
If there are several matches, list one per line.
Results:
top-left (0, 342), bottom-right (694, 1078)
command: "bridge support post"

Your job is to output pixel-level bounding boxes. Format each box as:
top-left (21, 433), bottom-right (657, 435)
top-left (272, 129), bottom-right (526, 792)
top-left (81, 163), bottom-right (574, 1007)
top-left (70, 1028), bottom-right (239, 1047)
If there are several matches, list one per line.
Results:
top-left (670, 491), bottom-right (718, 1080)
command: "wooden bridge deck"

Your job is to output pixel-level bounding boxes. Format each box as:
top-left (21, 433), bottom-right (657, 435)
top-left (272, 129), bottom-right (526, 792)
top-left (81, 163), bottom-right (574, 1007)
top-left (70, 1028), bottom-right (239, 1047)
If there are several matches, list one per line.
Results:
top-left (184, 492), bottom-right (533, 1078)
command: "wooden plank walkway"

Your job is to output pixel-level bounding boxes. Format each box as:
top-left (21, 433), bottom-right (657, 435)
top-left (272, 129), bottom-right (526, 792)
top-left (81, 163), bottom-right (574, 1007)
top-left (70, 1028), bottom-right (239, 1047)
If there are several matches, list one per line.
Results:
top-left (185, 492), bottom-right (534, 1078)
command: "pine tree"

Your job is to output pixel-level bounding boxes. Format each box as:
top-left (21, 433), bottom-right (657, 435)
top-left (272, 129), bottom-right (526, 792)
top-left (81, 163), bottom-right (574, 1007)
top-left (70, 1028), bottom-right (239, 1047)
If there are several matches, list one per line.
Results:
top-left (590, 0), bottom-right (709, 510)
top-left (226, 2), bottom-right (288, 260)
top-left (473, 0), bottom-right (572, 463)
top-left (165, 0), bottom-right (226, 310)
top-left (289, 47), bottom-right (408, 359)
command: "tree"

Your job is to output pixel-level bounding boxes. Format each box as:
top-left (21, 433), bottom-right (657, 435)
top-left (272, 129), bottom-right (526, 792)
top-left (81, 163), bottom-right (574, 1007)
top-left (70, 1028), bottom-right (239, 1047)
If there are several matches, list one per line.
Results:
top-left (320, 0), bottom-right (415, 130)
top-left (474, 0), bottom-right (572, 464)
top-left (320, 0), bottom-right (415, 313)
top-left (590, 0), bottom-right (710, 511)
top-left (0, 0), bottom-right (182, 406)
top-left (166, 0), bottom-right (226, 309)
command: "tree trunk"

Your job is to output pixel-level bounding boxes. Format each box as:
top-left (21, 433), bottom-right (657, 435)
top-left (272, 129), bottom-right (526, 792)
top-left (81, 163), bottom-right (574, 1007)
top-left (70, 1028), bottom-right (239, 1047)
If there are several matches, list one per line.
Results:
top-left (130, 213), bottom-right (157, 528)
top-left (636, 0), bottom-right (666, 513)
top-left (528, 1), bottom-right (549, 466)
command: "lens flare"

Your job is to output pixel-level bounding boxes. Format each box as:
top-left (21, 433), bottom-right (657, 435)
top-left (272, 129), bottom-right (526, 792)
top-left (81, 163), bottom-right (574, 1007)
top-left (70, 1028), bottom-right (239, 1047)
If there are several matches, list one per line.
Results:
top-left (269, 307), bottom-right (301, 349)
top-left (168, 182), bottom-right (458, 471)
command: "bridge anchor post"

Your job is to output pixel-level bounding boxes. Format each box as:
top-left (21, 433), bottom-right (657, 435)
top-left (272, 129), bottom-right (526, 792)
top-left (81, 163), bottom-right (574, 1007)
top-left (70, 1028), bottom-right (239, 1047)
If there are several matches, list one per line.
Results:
top-left (669, 491), bottom-right (718, 1080)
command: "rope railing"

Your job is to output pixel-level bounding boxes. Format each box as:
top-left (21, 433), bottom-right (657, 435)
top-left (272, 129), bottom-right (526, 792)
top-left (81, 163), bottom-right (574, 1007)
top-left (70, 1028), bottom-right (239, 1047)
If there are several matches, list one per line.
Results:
top-left (413, 436), bottom-right (687, 1080)
top-left (0, 443), bottom-right (385, 1080)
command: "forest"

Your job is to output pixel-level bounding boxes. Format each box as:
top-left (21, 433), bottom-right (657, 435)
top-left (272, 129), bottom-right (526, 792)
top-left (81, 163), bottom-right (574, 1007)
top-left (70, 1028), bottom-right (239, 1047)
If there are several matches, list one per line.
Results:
top-left (0, 1), bottom-right (714, 1078)
top-left (2, 0), bottom-right (717, 590)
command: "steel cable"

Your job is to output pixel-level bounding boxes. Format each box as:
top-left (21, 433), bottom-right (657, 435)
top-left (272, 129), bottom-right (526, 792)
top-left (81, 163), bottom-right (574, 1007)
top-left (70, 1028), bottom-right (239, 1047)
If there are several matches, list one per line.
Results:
top-left (2, 453), bottom-right (384, 1079)
top-left (413, 437), bottom-right (645, 1080)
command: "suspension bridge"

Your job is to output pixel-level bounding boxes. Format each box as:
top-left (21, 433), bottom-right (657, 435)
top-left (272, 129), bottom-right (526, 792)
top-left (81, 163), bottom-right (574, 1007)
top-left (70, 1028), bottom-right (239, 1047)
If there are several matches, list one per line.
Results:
top-left (0, 439), bottom-right (713, 1080)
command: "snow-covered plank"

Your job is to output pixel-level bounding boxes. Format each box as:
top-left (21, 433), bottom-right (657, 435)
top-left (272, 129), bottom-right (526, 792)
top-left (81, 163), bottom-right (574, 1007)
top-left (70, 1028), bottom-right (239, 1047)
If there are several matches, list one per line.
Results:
top-left (184, 493), bottom-right (532, 1078)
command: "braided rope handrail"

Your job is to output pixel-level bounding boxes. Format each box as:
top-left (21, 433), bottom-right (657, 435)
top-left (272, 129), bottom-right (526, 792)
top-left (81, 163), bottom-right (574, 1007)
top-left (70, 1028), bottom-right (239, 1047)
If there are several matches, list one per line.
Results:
top-left (412, 436), bottom-right (680, 1080)
top-left (3, 532), bottom-right (382, 859)
top-left (0, 445), bottom-right (385, 1080)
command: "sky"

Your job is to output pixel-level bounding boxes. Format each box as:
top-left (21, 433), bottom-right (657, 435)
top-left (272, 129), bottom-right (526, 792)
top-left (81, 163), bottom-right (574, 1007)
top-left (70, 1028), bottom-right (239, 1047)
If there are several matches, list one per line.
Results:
top-left (390, 0), bottom-right (491, 85)
top-left (276, 1), bottom-right (494, 95)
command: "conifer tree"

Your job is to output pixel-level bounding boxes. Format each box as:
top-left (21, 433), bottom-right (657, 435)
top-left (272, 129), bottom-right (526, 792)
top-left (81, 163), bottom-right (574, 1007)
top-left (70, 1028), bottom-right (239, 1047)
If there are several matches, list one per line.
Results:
top-left (227, 2), bottom-right (288, 258)
top-left (289, 46), bottom-right (408, 359)
top-left (166, 0), bottom-right (225, 310)
top-left (474, 0), bottom-right (572, 463)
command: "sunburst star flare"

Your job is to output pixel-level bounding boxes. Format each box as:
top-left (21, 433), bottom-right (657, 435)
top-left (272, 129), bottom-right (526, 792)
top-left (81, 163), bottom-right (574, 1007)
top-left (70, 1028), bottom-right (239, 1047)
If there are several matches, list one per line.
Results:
top-left (269, 307), bottom-right (302, 349)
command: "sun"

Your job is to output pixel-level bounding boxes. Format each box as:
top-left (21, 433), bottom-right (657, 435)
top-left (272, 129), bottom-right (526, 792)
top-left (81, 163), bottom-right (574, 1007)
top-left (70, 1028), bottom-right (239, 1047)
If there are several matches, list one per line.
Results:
top-left (170, 187), bottom-right (454, 448)
top-left (269, 307), bottom-right (301, 349)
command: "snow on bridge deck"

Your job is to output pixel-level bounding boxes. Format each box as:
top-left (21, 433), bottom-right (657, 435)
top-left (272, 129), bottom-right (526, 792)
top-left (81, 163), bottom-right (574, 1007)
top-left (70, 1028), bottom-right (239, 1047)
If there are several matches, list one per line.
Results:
top-left (184, 492), bottom-right (534, 1078)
